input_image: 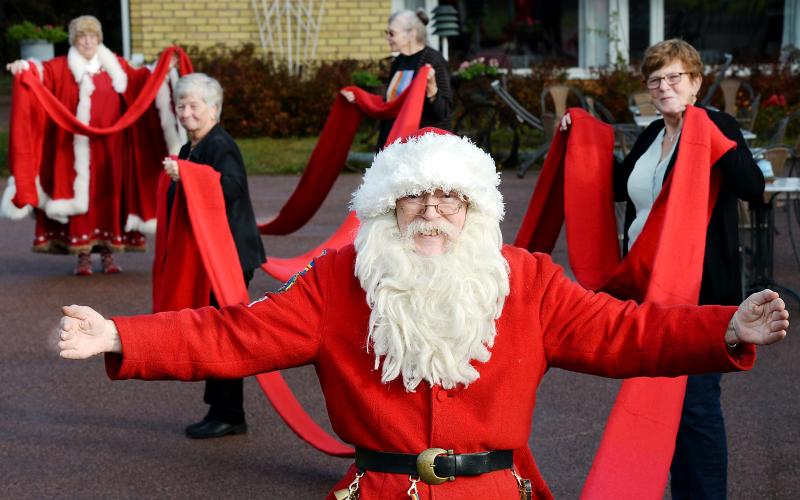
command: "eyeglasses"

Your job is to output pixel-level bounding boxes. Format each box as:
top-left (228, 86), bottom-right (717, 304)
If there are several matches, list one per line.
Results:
top-left (396, 196), bottom-right (464, 216)
top-left (646, 72), bottom-right (692, 89)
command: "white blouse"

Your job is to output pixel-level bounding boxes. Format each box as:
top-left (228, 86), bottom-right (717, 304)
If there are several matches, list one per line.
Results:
top-left (626, 127), bottom-right (681, 250)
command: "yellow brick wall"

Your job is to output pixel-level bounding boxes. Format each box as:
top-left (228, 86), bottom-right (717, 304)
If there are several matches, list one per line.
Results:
top-left (131, 0), bottom-right (392, 62)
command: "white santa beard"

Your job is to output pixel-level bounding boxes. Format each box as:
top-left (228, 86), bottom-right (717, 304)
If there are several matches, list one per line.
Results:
top-left (354, 210), bottom-right (510, 391)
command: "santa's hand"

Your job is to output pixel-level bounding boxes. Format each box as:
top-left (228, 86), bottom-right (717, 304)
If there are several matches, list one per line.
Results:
top-left (728, 289), bottom-right (789, 346)
top-left (6, 60), bottom-right (30, 75)
top-left (163, 158), bottom-right (180, 181)
top-left (340, 89), bottom-right (356, 103)
top-left (59, 305), bottom-right (121, 359)
top-left (425, 64), bottom-right (438, 99)
top-left (559, 112), bottom-right (572, 131)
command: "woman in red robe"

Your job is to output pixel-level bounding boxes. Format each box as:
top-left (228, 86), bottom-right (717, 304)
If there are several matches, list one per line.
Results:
top-left (3, 15), bottom-right (182, 275)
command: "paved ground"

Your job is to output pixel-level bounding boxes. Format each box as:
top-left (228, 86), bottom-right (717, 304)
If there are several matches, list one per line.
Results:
top-left (0, 172), bottom-right (798, 498)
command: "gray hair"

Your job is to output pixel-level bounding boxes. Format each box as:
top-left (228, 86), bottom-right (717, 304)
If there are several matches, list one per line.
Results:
top-left (174, 73), bottom-right (223, 121)
top-left (389, 9), bottom-right (428, 45)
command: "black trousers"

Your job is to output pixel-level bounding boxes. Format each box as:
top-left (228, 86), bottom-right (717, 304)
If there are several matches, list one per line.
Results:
top-left (670, 373), bottom-right (727, 500)
top-left (203, 270), bottom-right (254, 424)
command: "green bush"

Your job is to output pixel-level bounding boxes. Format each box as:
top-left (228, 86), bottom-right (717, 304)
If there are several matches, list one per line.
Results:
top-left (187, 44), bottom-right (385, 138)
top-left (7, 21), bottom-right (68, 44)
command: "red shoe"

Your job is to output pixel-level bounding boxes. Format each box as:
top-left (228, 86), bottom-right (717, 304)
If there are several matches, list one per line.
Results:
top-left (101, 252), bottom-right (122, 274)
top-left (74, 253), bottom-right (93, 276)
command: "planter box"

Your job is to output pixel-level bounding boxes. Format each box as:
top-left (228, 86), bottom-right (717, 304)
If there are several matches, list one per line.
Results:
top-left (20, 39), bottom-right (54, 61)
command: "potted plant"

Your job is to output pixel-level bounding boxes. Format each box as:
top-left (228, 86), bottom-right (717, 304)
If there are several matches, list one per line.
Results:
top-left (7, 21), bottom-right (68, 61)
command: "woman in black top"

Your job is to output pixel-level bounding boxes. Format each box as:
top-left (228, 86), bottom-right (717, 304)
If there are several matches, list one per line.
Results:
top-left (563, 39), bottom-right (764, 499)
top-left (163, 73), bottom-right (266, 439)
top-left (341, 9), bottom-right (452, 149)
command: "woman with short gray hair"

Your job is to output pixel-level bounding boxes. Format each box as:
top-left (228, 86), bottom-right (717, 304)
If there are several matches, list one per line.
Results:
top-left (173, 73), bottom-right (223, 121)
top-left (162, 73), bottom-right (265, 438)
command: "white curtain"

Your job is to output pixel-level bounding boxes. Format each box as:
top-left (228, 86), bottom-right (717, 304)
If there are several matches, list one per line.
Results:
top-left (783, 0), bottom-right (800, 50)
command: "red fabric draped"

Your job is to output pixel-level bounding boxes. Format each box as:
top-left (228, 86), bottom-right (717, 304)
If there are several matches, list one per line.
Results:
top-left (17, 47), bottom-right (191, 137)
top-left (259, 67), bottom-right (430, 281)
top-left (258, 66), bottom-right (430, 236)
top-left (261, 213), bottom-right (360, 282)
top-left (154, 160), bottom-right (353, 457)
top-left (514, 107), bottom-right (734, 497)
top-left (7, 47), bottom-right (192, 211)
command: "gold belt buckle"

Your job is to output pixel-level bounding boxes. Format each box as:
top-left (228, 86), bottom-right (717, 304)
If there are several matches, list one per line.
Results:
top-left (416, 447), bottom-right (455, 485)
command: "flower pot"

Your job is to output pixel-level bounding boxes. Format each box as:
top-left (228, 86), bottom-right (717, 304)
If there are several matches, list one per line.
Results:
top-left (20, 39), bottom-right (54, 61)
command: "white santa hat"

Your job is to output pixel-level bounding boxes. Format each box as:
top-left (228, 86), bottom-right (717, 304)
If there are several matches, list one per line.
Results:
top-left (350, 128), bottom-right (505, 221)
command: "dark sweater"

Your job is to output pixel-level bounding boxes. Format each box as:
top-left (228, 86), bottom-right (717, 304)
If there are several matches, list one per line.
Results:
top-left (170, 123), bottom-right (266, 272)
top-left (377, 46), bottom-right (453, 148)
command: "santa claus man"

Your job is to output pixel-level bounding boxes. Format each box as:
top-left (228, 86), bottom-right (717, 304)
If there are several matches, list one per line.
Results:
top-left (4, 15), bottom-right (182, 275)
top-left (57, 129), bottom-right (788, 499)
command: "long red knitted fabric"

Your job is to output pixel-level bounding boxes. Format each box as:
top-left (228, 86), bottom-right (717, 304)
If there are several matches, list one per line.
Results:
top-left (514, 107), bottom-right (734, 498)
top-left (259, 67), bottom-right (430, 281)
top-left (7, 47), bottom-right (192, 209)
top-left (154, 160), bottom-right (354, 457)
top-left (257, 66), bottom-right (430, 236)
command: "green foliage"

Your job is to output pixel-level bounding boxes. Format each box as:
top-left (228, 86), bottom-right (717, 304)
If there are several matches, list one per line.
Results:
top-left (187, 44), bottom-right (384, 138)
top-left (454, 57), bottom-right (500, 81)
top-left (351, 70), bottom-right (382, 89)
top-left (238, 136), bottom-right (318, 174)
top-left (7, 21), bottom-right (68, 44)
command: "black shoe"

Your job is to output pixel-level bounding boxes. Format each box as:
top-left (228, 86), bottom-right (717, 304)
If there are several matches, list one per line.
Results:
top-left (185, 418), bottom-right (211, 435)
top-left (185, 418), bottom-right (247, 439)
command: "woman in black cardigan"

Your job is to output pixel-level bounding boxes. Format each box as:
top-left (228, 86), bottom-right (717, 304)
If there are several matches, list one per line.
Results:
top-left (341, 9), bottom-right (453, 149)
top-left (563, 39), bottom-right (764, 499)
top-left (163, 73), bottom-right (266, 439)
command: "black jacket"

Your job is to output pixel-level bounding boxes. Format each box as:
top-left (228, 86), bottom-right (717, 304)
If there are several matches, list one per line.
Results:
top-left (377, 45), bottom-right (453, 148)
top-left (174, 123), bottom-right (266, 272)
top-left (615, 107), bottom-right (764, 305)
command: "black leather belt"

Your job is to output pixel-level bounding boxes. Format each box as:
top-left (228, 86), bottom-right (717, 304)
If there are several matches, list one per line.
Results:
top-left (355, 447), bottom-right (514, 485)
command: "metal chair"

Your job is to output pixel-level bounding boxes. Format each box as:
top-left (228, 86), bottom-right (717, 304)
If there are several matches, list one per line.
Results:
top-left (489, 80), bottom-right (548, 177)
top-left (585, 96), bottom-right (641, 157)
top-left (718, 77), bottom-right (761, 132)
top-left (629, 91), bottom-right (658, 117)
top-left (541, 85), bottom-right (587, 143)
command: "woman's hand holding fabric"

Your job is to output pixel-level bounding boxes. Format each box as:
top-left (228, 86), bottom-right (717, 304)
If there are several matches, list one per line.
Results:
top-left (163, 158), bottom-right (180, 181)
top-left (425, 64), bottom-right (437, 99)
top-left (6, 60), bottom-right (29, 75)
top-left (340, 89), bottom-right (356, 103)
top-left (559, 112), bottom-right (572, 131)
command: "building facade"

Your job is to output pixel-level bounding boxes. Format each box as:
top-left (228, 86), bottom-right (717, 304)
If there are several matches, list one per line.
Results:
top-left (128, 0), bottom-right (438, 63)
top-left (124, 0), bottom-right (799, 67)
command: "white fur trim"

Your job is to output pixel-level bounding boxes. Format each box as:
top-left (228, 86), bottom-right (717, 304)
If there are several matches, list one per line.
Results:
top-left (155, 68), bottom-right (185, 155)
top-left (1, 176), bottom-right (50, 220)
top-left (68, 45), bottom-right (127, 93)
top-left (1, 177), bottom-right (33, 219)
top-left (46, 45), bottom-right (128, 223)
top-left (43, 65), bottom-right (93, 223)
top-left (125, 214), bottom-right (157, 234)
top-left (351, 132), bottom-right (505, 221)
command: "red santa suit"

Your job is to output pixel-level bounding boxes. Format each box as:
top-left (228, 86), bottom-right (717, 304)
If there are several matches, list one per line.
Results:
top-left (1, 45), bottom-right (182, 254)
top-left (106, 245), bottom-right (752, 499)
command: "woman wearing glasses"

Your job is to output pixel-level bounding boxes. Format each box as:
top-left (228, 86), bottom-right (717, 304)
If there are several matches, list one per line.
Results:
top-left (563, 39), bottom-right (764, 498)
top-left (341, 9), bottom-right (452, 149)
